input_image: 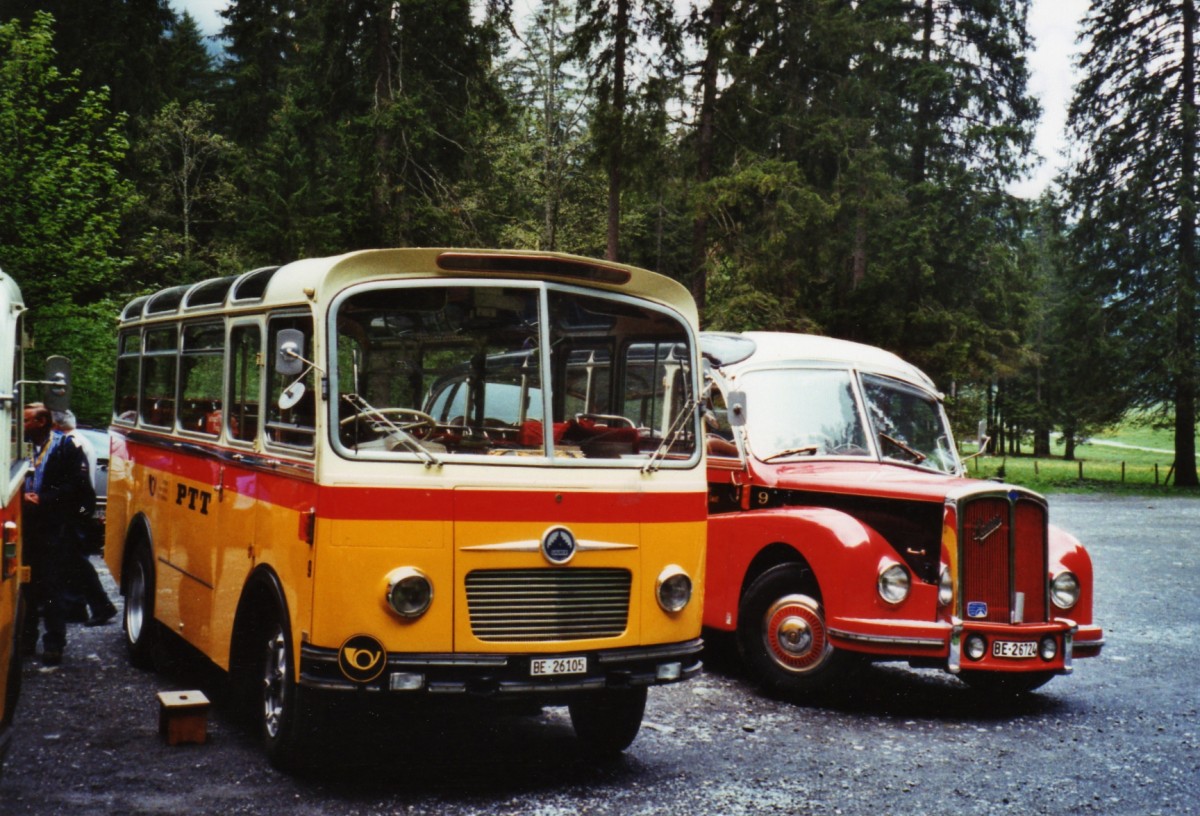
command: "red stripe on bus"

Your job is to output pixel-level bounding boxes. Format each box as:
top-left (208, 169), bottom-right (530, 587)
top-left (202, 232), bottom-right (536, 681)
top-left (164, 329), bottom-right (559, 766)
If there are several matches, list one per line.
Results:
top-left (117, 435), bottom-right (704, 523)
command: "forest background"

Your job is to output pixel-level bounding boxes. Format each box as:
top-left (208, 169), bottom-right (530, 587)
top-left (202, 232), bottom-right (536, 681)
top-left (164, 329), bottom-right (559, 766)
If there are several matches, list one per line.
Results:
top-left (0, 0), bottom-right (1197, 486)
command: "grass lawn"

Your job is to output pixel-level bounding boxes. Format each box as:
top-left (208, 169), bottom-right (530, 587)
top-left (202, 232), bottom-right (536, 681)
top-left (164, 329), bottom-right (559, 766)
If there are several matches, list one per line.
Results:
top-left (962, 418), bottom-right (1200, 493)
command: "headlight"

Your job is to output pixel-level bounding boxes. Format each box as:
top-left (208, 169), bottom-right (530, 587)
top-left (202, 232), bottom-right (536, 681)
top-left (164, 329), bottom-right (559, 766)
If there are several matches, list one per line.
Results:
top-left (385, 567), bottom-right (433, 618)
top-left (1050, 571), bottom-right (1080, 610)
top-left (656, 565), bottom-right (692, 613)
top-left (1039, 636), bottom-right (1058, 661)
top-left (965, 633), bottom-right (987, 661)
top-left (877, 563), bottom-right (911, 604)
top-left (938, 564), bottom-right (953, 607)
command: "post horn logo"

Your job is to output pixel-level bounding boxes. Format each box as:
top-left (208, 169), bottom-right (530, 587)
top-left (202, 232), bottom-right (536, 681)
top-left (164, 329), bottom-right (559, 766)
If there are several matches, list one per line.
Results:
top-left (338, 634), bottom-right (387, 683)
top-left (541, 526), bottom-right (577, 565)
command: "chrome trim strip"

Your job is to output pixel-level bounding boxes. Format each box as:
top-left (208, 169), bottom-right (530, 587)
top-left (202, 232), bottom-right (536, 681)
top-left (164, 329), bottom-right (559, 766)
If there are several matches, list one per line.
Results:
top-left (461, 539), bottom-right (637, 552)
top-left (828, 627), bottom-right (945, 649)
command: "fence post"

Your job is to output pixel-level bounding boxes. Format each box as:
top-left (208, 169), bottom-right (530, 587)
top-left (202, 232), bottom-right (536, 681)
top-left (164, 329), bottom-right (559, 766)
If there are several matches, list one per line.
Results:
top-left (1121, 461), bottom-right (1126, 483)
top-left (1078, 460), bottom-right (1084, 480)
top-left (1155, 463), bottom-right (1159, 485)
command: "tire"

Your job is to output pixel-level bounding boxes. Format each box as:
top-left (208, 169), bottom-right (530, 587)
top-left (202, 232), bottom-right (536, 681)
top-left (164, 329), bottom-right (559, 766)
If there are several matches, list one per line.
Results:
top-left (123, 543), bottom-right (157, 669)
top-left (737, 563), bottom-right (853, 697)
top-left (259, 608), bottom-right (317, 772)
top-left (959, 670), bottom-right (1054, 696)
top-left (2, 588), bottom-right (25, 728)
top-left (568, 686), bottom-right (647, 757)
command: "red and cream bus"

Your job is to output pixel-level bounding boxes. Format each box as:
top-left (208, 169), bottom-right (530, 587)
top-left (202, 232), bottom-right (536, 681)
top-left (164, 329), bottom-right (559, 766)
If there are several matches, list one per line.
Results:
top-left (701, 332), bottom-right (1103, 697)
top-left (106, 249), bottom-right (706, 768)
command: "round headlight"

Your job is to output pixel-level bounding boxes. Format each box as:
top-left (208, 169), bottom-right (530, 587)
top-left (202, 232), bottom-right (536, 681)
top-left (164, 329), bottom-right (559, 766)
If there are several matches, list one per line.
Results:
top-left (656, 565), bottom-right (693, 613)
top-left (877, 563), bottom-right (911, 604)
top-left (965, 633), bottom-right (987, 661)
top-left (1051, 571), bottom-right (1080, 610)
top-left (385, 567), bottom-right (433, 618)
top-left (938, 564), bottom-right (953, 607)
top-left (1039, 636), bottom-right (1058, 661)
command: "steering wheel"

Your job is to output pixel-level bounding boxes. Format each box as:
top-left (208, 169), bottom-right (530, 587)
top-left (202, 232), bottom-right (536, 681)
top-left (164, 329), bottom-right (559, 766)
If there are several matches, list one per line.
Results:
top-left (340, 407), bottom-right (437, 439)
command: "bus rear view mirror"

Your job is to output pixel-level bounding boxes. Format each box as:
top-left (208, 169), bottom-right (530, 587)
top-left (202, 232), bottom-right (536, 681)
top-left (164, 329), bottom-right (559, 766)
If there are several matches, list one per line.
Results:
top-left (43, 355), bottom-right (71, 412)
top-left (727, 390), bottom-right (746, 427)
top-left (275, 329), bottom-right (306, 377)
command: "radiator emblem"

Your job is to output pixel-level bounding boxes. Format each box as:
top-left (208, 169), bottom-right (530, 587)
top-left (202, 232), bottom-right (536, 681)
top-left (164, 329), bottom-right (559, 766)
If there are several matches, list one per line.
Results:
top-left (541, 526), bottom-right (577, 565)
top-left (973, 516), bottom-right (1004, 545)
top-left (967, 601), bottom-right (988, 618)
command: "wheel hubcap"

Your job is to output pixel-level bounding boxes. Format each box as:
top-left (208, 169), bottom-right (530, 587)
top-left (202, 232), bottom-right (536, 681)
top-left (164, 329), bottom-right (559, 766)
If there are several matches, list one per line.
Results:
top-left (263, 629), bottom-right (287, 739)
top-left (763, 594), bottom-right (830, 674)
top-left (126, 562), bottom-right (145, 644)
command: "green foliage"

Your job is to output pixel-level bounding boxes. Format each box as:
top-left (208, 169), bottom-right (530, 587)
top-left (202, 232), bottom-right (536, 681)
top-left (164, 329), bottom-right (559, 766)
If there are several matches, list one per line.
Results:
top-left (29, 299), bottom-right (122, 426)
top-left (0, 0), bottom-right (1190, 494)
top-left (1064, 0), bottom-right (1200, 486)
top-left (0, 13), bottom-right (135, 310)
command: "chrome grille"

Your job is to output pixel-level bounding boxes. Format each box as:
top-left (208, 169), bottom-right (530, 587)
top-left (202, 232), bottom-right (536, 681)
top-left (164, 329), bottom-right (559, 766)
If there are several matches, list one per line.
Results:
top-left (959, 495), bottom-right (1048, 624)
top-left (465, 568), bottom-right (632, 642)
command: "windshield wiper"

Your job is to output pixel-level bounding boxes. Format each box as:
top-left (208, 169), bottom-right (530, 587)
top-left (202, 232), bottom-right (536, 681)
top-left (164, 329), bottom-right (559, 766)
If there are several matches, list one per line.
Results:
top-left (878, 432), bottom-right (926, 464)
top-left (643, 397), bottom-right (697, 473)
top-left (762, 445), bottom-right (819, 462)
top-left (342, 393), bottom-right (443, 469)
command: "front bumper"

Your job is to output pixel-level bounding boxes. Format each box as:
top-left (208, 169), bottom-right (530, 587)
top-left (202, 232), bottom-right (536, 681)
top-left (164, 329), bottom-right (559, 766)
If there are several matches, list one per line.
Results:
top-left (828, 616), bottom-right (1104, 675)
top-left (300, 638), bottom-right (704, 697)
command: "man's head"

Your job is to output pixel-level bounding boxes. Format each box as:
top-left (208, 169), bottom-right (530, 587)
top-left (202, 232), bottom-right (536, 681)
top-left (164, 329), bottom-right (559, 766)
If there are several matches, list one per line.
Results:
top-left (52, 409), bottom-right (77, 431)
top-left (24, 402), bottom-right (51, 444)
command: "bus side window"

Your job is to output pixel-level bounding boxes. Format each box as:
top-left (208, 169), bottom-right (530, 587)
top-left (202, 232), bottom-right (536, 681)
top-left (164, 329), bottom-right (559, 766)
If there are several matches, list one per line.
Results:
top-left (266, 315), bottom-right (315, 449)
top-left (114, 330), bottom-right (140, 424)
top-left (179, 323), bottom-right (224, 436)
top-left (140, 327), bottom-right (178, 428)
top-left (228, 324), bottom-right (261, 444)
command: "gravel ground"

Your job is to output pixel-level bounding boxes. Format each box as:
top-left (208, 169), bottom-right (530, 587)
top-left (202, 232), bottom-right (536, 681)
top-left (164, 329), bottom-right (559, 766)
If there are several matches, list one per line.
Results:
top-left (0, 493), bottom-right (1197, 815)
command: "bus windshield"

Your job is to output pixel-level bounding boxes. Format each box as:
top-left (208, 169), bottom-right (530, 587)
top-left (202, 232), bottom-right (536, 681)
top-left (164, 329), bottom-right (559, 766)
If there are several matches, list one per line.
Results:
top-left (330, 282), bottom-right (697, 462)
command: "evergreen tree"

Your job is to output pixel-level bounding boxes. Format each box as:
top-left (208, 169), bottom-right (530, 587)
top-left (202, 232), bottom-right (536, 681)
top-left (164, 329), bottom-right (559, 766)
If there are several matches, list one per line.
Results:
top-left (0, 13), bottom-right (137, 421)
top-left (1065, 0), bottom-right (1199, 486)
top-left (570, 0), bottom-right (683, 261)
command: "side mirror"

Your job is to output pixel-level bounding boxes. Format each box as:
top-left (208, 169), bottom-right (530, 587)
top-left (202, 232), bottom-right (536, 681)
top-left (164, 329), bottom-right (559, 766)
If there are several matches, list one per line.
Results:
top-left (727, 390), bottom-right (747, 428)
top-left (275, 329), bottom-right (306, 377)
top-left (43, 355), bottom-right (71, 412)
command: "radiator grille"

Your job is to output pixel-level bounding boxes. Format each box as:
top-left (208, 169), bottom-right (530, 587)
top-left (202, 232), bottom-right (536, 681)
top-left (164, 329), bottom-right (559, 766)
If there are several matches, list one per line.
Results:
top-left (465, 568), bottom-right (632, 642)
top-left (960, 495), bottom-right (1048, 624)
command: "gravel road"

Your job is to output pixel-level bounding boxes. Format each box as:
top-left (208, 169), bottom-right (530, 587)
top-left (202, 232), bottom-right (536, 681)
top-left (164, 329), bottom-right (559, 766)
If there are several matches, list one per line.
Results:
top-left (0, 493), bottom-right (1196, 815)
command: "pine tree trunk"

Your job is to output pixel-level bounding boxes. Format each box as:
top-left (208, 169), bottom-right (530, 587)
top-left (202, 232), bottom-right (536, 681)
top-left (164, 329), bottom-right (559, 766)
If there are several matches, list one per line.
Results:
top-left (689, 0), bottom-right (724, 312)
top-left (605, 0), bottom-right (629, 262)
top-left (1175, 0), bottom-right (1199, 487)
top-left (373, 0), bottom-right (396, 242)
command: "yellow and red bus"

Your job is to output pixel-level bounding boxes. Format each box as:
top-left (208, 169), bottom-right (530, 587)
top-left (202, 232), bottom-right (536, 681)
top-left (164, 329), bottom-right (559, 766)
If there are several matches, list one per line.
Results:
top-left (0, 270), bottom-right (26, 774)
top-left (106, 249), bottom-right (706, 768)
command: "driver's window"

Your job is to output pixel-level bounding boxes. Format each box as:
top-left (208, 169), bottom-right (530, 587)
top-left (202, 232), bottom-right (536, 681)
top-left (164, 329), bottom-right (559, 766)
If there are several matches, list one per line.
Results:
top-left (266, 314), bottom-right (314, 451)
top-left (705, 385), bottom-right (739, 458)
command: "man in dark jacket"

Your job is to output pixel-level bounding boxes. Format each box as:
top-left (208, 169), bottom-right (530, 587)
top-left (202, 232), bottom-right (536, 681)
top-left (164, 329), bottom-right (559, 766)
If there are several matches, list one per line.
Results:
top-left (22, 402), bottom-right (95, 665)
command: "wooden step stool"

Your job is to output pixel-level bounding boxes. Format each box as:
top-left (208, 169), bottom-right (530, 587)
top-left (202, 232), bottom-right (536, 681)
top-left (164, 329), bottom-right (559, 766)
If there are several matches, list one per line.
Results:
top-left (157, 690), bottom-right (210, 745)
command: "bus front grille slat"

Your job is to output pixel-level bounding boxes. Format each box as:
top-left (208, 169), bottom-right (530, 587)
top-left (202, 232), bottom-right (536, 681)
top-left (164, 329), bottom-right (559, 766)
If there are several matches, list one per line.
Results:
top-left (960, 496), bottom-right (1048, 624)
top-left (465, 568), bottom-right (632, 642)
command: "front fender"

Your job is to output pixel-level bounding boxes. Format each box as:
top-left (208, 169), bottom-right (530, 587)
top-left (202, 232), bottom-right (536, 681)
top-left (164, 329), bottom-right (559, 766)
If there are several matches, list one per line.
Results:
top-left (1049, 524), bottom-right (1096, 626)
top-left (705, 506), bottom-right (910, 631)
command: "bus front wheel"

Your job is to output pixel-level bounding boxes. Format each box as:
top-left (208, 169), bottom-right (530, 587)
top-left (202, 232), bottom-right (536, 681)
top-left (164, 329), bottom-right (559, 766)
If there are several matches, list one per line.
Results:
top-left (259, 611), bottom-right (317, 771)
top-left (568, 686), bottom-right (647, 757)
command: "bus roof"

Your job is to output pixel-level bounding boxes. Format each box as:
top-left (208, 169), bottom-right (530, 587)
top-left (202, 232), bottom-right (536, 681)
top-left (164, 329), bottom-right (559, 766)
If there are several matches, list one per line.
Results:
top-left (703, 331), bottom-right (940, 394)
top-left (120, 249), bottom-right (698, 326)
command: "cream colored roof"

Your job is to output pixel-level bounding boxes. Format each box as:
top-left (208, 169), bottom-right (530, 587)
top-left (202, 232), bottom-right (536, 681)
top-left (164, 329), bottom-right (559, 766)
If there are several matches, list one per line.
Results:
top-left (709, 331), bottom-right (939, 393)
